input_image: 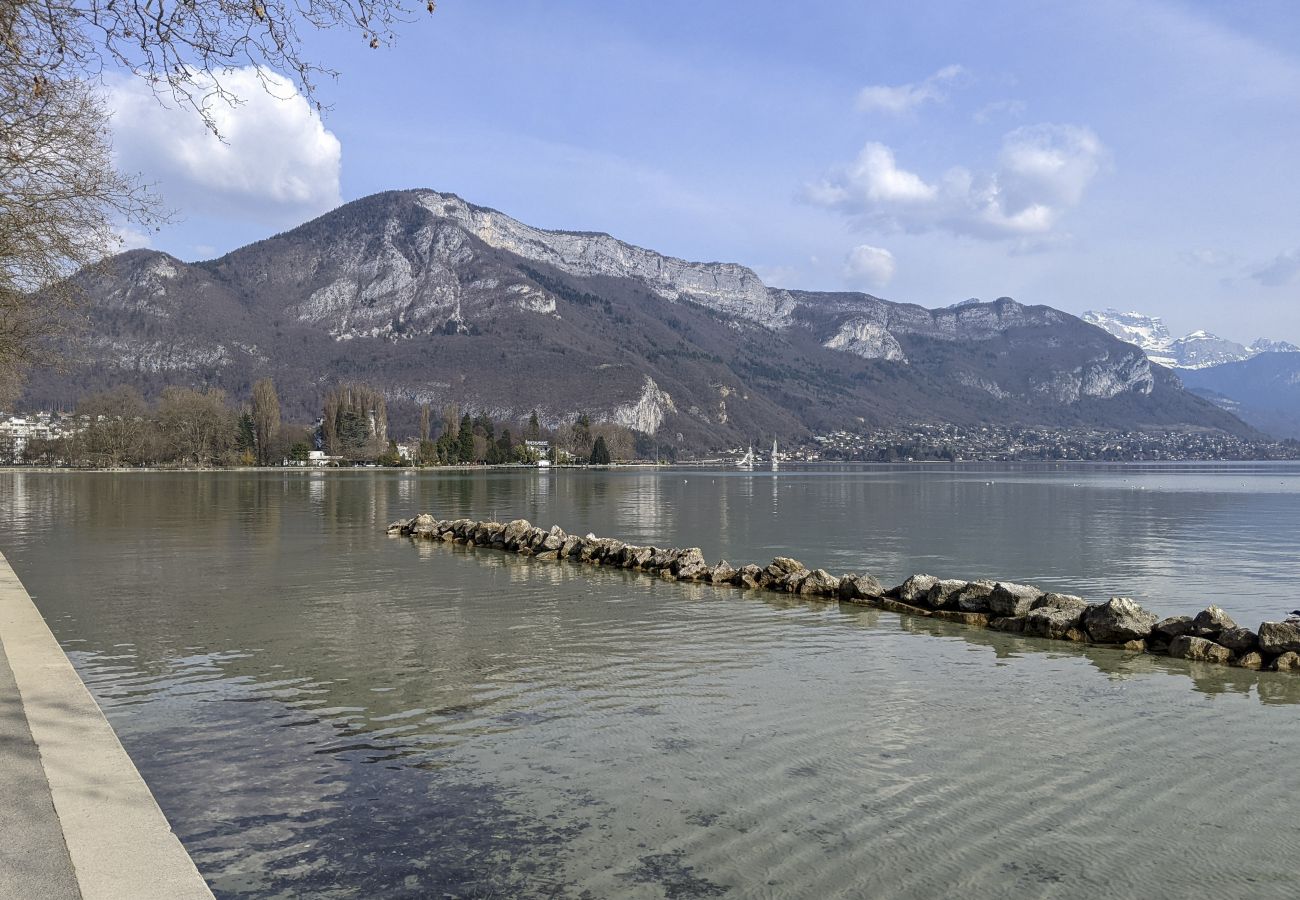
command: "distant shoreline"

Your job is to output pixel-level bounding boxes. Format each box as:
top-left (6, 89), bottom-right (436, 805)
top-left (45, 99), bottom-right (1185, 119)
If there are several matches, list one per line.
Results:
top-left (4, 459), bottom-right (1300, 474)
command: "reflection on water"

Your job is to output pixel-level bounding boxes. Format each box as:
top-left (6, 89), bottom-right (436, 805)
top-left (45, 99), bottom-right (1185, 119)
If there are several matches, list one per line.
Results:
top-left (3, 466), bottom-right (1300, 898)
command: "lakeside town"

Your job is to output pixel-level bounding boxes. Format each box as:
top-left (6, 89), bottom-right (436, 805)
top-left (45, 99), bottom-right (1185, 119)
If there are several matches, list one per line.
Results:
top-left (6, 385), bottom-right (1299, 467)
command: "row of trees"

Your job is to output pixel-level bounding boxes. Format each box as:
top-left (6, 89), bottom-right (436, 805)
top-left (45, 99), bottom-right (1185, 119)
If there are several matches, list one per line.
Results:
top-left (18, 380), bottom-right (305, 467)
top-left (407, 404), bottom-right (632, 466)
top-left (9, 379), bottom-right (644, 467)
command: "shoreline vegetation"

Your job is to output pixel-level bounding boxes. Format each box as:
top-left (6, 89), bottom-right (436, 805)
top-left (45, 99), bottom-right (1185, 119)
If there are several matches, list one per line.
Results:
top-left (388, 513), bottom-right (1300, 677)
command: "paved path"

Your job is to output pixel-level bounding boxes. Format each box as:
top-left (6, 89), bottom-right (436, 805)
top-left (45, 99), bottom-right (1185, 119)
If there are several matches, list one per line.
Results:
top-left (0, 551), bottom-right (213, 899)
top-left (0, 633), bottom-right (80, 899)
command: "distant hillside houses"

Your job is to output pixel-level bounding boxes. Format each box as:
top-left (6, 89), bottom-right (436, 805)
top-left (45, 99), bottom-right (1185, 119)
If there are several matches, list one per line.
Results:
top-left (0, 412), bottom-right (78, 462)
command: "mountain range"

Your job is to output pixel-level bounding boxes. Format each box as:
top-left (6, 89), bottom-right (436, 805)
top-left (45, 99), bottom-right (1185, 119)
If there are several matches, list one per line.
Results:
top-left (24, 189), bottom-right (1256, 450)
top-left (1082, 308), bottom-right (1300, 439)
top-left (1081, 308), bottom-right (1299, 370)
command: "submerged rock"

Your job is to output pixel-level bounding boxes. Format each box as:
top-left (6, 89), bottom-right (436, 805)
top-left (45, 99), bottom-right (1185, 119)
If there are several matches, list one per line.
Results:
top-left (1169, 635), bottom-right (1232, 664)
top-left (1081, 597), bottom-right (1158, 644)
top-left (989, 616), bottom-right (1026, 634)
top-left (1234, 651), bottom-right (1265, 670)
top-left (1274, 651), bottom-right (1300, 672)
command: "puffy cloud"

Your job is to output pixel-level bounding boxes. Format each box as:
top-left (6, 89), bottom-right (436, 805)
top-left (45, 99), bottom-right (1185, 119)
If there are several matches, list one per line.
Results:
top-left (843, 244), bottom-right (896, 288)
top-left (1251, 248), bottom-right (1300, 286)
top-left (857, 65), bottom-right (967, 115)
top-left (806, 124), bottom-right (1107, 240)
top-left (108, 67), bottom-right (342, 226)
top-left (806, 142), bottom-right (937, 207)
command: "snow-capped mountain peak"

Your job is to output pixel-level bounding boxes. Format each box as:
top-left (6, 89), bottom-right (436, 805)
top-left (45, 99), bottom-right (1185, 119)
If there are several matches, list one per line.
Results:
top-left (1082, 307), bottom-right (1298, 370)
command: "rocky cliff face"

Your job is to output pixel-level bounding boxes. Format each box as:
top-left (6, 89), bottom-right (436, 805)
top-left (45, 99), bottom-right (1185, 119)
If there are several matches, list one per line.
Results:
top-left (25, 189), bottom-right (1254, 447)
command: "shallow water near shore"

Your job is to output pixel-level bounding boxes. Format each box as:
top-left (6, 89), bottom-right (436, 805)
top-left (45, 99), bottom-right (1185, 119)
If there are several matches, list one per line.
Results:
top-left (3, 463), bottom-right (1300, 898)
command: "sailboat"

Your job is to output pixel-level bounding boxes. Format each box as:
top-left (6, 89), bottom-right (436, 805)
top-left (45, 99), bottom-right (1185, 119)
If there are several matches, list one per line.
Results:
top-left (736, 446), bottom-right (754, 469)
top-left (771, 439), bottom-right (780, 471)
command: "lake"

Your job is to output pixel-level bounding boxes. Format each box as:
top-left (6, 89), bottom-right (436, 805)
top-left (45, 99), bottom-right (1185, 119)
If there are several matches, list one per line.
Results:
top-left (3, 464), bottom-right (1300, 898)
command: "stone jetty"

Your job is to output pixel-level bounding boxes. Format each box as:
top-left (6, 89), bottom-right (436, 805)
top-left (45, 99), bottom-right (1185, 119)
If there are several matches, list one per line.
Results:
top-left (387, 514), bottom-right (1300, 675)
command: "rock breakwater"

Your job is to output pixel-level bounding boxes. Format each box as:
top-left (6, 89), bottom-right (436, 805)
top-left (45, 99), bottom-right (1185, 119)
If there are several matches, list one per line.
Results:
top-left (387, 514), bottom-right (1300, 674)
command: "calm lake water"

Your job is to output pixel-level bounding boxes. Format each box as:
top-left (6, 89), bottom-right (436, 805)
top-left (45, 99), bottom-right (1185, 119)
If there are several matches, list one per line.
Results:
top-left (3, 464), bottom-right (1300, 898)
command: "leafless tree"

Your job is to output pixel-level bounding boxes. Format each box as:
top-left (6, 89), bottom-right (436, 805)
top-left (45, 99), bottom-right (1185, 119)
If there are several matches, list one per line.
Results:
top-left (0, 72), bottom-right (160, 403)
top-left (73, 385), bottom-right (153, 465)
top-left (157, 385), bottom-right (235, 466)
top-left (0, 0), bottom-right (434, 399)
top-left (251, 377), bottom-right (280, 465)
top-left (418, 402), bottom-right (431, 443)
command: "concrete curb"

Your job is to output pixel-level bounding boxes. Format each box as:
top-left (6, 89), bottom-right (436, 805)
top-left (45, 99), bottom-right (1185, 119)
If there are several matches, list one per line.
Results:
top-left (0, 551), bottom-right (212, 899)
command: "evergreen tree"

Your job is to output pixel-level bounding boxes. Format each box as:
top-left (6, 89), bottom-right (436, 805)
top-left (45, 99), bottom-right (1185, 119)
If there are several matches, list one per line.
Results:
top-left (526, 411), bottom-right (541, 441)
top-left (458, 412), bottom-right (476, 463)
top-left (590, 435), bottom-right (611, 465)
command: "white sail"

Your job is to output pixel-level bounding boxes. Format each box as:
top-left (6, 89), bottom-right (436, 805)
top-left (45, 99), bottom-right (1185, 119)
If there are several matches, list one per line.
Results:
top-left (771, 439), bottom-right (779, 470)
top-left (737, 446), bottom-right (754, 469)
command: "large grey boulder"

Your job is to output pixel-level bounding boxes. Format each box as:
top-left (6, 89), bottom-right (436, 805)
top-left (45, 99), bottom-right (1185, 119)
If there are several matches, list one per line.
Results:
top-left (1259, 621), bottom-right (1300, 656)
top-left (1023, 605), bottom-right (1085, 640)
top-left (1169, 635), bottom-right (1233, 664)
top-left (671, 548), bottom-right (710, 581)
top-left (766, 557), bottom-right (805, 577)
top-left (1032, 593), bottom-right (1088, 613)
top-left (896, 575), bottom-right (939, 606)
top-left (1191, 606), bottom-right (1237, 639)
top-left (1081, 597), bottom-right (1158, 644)
top-left (1151, 616), bottom-right (1194, 644)
top-left (501, 519), bottom-right (533, 549)
top-left (839, 573), bottom-right (885, 602)
top-left (799, 569), bottom-right (841, 597)
top-left (925, 579), bottom-right (968, 610)
top-left (988, 583), bottom-right (1043, 617)
top-left (1216, 627), bottom-right (1258, 655)
top-left (956, 581), bottom-right (998, 613)
top-left (535, 522), bottom-right (566, 551)
top-left (708, 561), bottom-right (737, 584)
top-left (732, 564), bottom-right (763, 589)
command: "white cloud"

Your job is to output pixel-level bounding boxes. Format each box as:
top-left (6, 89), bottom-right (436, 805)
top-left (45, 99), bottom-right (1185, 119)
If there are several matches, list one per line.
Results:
top-left (113, 225), bottom-right (154, 251)
top-left (857, 65), bottom-right (967, 115)
top-left (108, 67), bottom-right (342, 226)
top-left (806, 124), bottom-right (1107, 240)
top-left (973, 99), bottom-right (1026, 124)
top-left (843, 244), bottom-right (896, 288)
top-left (1251, 248), bottom-right (1300, 286)
top-left (807, 142), bottom-right (937, 207)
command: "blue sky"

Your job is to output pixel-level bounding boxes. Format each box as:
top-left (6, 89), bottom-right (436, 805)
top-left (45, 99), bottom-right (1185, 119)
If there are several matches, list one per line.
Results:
top-left (112, 0), bottom-right (1300, 342)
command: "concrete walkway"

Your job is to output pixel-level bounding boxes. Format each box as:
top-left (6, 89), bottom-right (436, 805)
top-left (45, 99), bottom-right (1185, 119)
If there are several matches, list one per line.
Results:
top-left (0, 551), bottom-right (213, 899)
